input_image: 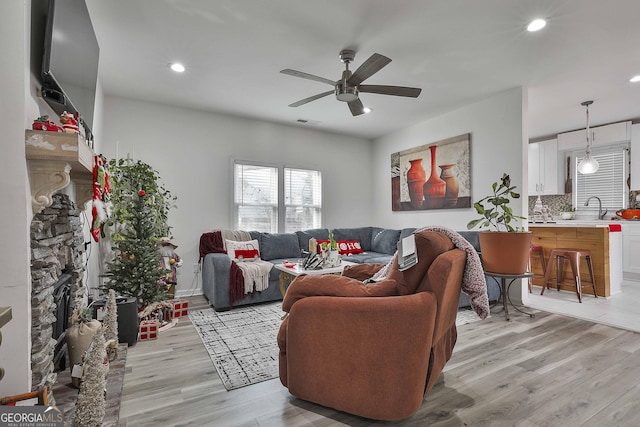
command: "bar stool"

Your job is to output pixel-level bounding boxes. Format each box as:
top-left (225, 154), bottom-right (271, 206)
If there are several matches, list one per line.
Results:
top-left (529, 244), bottom-right (546, 293)
top-left (541, 248), bottom-right (597, 303)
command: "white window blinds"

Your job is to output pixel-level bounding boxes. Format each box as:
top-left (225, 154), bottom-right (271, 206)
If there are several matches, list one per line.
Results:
top-left (574, 146), bottom-right (628, 214)
top-left (233, 162), bottom-right (322, 233)
top-left (234, 163), bottom-right (278, 232)
top-left (284, 168), bottom-right (322, 233)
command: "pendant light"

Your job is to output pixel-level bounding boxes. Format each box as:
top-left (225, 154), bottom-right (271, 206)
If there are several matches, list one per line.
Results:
top-left (577, 100), bottom-right (599, 174)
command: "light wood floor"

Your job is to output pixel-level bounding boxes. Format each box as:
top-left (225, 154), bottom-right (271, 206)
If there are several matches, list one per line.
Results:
top-left (119, 296), bottom-right (640, 426)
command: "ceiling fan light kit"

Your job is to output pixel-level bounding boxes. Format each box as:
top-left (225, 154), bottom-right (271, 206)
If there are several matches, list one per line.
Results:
top-left (281, 49), bottom-right (422, 116)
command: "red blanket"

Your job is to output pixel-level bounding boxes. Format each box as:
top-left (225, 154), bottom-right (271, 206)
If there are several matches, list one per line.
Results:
top-left (199, 231), bottom-right (225, 259)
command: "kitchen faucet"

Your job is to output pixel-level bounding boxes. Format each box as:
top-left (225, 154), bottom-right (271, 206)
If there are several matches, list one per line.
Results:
top-left (585, 196), bottom-right (608, 220)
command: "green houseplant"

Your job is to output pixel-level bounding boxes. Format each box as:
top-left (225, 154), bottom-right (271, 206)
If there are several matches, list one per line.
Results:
top-left (467, 173), bottom-right (532, 274)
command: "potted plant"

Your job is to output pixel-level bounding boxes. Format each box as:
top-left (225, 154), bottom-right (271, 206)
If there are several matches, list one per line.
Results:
top-left (559, 202), bottom-right (575, 220)
top-left (467, 173), bottom-right (532, 274)
top-left (320, 232), bottom-right (341, 267)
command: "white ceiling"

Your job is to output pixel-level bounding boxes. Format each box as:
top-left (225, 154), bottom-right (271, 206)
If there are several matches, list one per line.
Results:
top-left (86, 0), bottom-right (640, 141)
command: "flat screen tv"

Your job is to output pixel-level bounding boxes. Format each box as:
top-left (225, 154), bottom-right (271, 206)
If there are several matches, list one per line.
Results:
top-left (42, 0), bottom-right (99, 141)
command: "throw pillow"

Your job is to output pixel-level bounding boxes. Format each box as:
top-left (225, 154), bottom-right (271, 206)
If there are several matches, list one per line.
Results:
top-left (225, 239), bottom-right (261, 261)
top-left (316, 239), bottom-right (364, 255)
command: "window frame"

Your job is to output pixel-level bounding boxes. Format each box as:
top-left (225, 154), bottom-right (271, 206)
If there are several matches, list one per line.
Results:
top-left (232, 159), bottom-right (322, 233)
top-left (571, 142), bottom-right (629, 215)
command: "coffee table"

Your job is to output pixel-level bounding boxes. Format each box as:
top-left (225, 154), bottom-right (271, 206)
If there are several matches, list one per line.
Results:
top-left (275, 260), bottom-right (359, 296)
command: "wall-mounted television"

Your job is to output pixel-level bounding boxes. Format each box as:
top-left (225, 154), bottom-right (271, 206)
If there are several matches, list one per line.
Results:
top-left (42, 0), bottom-right (99, 142)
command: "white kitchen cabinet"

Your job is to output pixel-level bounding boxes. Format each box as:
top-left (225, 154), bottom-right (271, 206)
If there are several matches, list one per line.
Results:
top-left (631, 123), bottom-right (640, 191)
top-left (623, 223), bottom-right (640, 281)
top-left (557, 121), bottom-right (631, 151)
top-left (528, 138), bottom-right (560, 195)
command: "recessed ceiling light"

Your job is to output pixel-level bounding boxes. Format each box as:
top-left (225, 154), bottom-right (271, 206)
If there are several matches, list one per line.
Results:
top-left (363, 107), bottom-right (372, 114)
top-left (527, 18), bottom-right (547, 32)
top-left (169, 62), bottom-right (185, 73)
top-left (630, 75), bottom-right (640, 83)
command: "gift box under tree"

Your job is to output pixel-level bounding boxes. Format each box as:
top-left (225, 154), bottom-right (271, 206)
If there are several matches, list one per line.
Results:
top-left (139, 319), bottom-right (158, 341)
top-left (169, 299), bottom-right (189, 318)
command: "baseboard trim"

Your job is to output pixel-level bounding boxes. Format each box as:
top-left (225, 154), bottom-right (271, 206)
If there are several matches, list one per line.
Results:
top-left (175, 288), bottom-right (203, 298)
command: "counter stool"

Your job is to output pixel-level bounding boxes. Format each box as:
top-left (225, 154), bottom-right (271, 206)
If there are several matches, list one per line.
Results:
top-left (541, 248), bottom-right (597, 303)
top-left (529, 244), bottom-right (546, 293)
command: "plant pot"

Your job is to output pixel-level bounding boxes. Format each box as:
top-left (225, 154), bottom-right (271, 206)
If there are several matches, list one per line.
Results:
top-left (479, 231), bottom-right (532, 275)
top-left (92, 297), bottom-right (138, 347)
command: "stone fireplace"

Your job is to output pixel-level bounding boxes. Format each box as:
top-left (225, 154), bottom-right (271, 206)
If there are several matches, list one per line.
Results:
top-left (30, 193), bottom-right (87, 396)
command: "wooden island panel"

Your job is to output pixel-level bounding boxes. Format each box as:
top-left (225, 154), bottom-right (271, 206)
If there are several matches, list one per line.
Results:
top-left (531, 226), bottom-right (609, 297)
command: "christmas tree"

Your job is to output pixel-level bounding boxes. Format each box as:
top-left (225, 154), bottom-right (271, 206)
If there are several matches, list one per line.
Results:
top-left (103, 189), bottom-right (167, 307)
top-left (73, 327), bottom-right (107, 427)
top-left (104, 289), bottom-right (119, 342)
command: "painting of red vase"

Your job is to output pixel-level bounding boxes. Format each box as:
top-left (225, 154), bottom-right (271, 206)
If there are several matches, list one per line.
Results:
top-left (391, 133), bottom-right (471, 211)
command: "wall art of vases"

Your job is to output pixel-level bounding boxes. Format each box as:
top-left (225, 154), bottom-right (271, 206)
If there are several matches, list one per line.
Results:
top-left (439, 164), bottom-right (459, 207)
top-left (406, 159), bottom-right (426, 208)
top-left (423, 145), bottom-right (446, 208)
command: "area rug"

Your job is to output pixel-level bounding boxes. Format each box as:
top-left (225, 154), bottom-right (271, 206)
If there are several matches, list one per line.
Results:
top-left (190, 302), bottom-right (483, 391)
top-left (189, 302), bottom-right (284, 391)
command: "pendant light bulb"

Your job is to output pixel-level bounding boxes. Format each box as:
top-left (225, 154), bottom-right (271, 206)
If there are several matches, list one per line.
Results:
top-left (577, 100), bottom-right (599, 175)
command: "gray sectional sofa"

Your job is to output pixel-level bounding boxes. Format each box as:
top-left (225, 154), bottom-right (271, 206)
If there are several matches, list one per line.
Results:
top-left (201, 226), bottom-right (500, 311)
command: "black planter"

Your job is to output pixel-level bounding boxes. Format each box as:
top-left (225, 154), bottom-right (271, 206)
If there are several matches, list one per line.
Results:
top-left (92, 297), bottom-right (138, 347)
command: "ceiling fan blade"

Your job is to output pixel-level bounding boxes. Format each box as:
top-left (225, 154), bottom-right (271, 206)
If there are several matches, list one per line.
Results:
top-left (280, 69), bottom-right (336, 86)
top-left (288, 90), bottom-right (334, 107)
top-left (348, 53), bottom-right (392, 86)
top-left (359, 85), bottom-right (422, 98)
top-left (348, 98), bottom-right (365, 116)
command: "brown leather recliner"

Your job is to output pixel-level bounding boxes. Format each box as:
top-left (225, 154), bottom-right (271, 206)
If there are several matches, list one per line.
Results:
top-left (277, 230), bottom-right (467, 421)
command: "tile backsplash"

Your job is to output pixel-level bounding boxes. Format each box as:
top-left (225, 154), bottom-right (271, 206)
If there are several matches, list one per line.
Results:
top-left (528, 190), bottom-right (639, 219)
top-left (527, 194), bottom-right (571, 218)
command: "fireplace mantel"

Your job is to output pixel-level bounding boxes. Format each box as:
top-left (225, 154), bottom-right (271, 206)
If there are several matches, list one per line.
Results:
top-left (25, 130), bottom-right (94, 213)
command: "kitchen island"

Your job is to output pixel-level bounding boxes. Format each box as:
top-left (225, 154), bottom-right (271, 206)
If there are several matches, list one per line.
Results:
top-left (528, 222), bottom-right (623, 297)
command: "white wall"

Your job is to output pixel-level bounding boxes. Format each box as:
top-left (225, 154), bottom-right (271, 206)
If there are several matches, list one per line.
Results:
top-left (99, 96), bottom-right (374, 296)
top-left (0, 0), bottom-right (32, 395)
top-left (372, 87), bottom-right (528, 231)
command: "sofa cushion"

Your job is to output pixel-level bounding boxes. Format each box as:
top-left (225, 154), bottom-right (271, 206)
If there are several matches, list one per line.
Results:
top-left (259, 233), bottom-right (301, 261)
top-left (295, 228), bottom-right (330, 253)
top-left (332, 227), bottom-right (373, 251)
top-left (282, 274), bottom-right (398, 312)
top-left (371, 227), bottom-right (401, 255)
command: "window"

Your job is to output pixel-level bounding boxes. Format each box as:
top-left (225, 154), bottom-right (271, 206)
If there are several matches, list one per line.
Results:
top-left (234, 163), bottom-right (278, 232)
top-left (284, 168), bottom-right (322, 233)
top-left (573, 144), bottom-right (629, 215)
top-left (234, 161), bottom-right (322, 233)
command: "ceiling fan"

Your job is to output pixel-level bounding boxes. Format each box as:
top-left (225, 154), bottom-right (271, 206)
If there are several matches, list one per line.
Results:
top-left (280, 49), bottom-right (422, 116)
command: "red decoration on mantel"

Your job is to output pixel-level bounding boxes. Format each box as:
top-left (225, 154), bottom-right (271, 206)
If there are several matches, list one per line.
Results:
top-left (60, 111), bottom-right (79, 134)
top-left (32, 115), bottom-right (63, 132)
top-left (609, 224), bottom-right (622, 232)
top-left (90, 154), bottom-right (110, 242)
top-left (138, 190), bottom-right (146, 197)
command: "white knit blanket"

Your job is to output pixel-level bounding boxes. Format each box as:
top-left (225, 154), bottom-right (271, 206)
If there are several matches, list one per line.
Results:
top-left (372, 226), bottom-right (489, 319)
top-left (236, 260), bottom-right (273, 294)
